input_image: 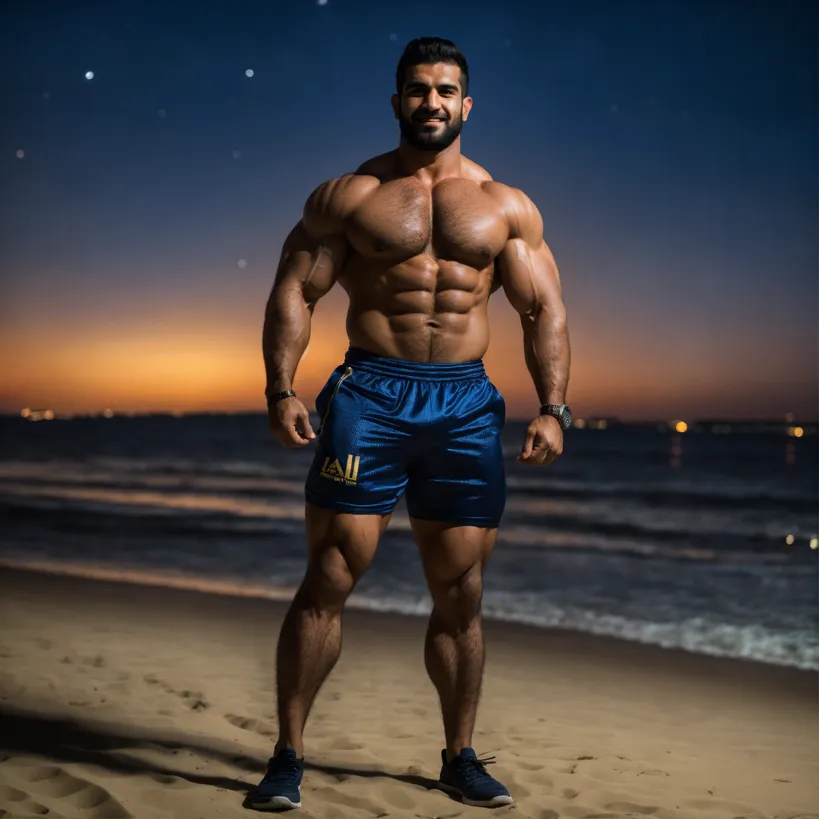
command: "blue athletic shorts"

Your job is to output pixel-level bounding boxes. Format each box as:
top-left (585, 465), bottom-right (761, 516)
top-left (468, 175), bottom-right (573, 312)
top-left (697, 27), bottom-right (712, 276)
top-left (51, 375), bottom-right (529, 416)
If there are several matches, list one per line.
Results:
top-left (305, 347), bottom-right (507, 527)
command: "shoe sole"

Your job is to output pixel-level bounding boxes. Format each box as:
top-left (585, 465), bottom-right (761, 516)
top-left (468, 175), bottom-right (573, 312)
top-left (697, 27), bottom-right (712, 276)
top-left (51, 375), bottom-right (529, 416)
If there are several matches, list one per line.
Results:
top-left (248, 794), bottom-right (301, 810)
top-left (437, 781), bottom-right (514, 808)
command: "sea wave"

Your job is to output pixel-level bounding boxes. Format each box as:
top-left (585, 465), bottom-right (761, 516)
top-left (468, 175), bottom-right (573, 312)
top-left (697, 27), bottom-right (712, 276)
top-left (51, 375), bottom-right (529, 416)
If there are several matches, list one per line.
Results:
top-left (0, 558), bottom-right (815, 671)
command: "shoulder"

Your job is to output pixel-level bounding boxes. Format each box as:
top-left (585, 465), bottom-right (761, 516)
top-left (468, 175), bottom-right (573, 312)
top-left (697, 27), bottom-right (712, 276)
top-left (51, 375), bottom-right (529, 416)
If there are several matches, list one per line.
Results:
top-left (482, 182), bottom-right (542, 243)
top-left (460, 155), bottom-right (494, 184)
top-left (303, 171), bottom-right (380, 235)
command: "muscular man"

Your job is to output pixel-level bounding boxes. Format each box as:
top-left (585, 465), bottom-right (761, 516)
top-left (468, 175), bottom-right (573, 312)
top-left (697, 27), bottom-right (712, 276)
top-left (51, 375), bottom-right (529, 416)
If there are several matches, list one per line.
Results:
top-left (254, 37), bottom-right (571, 811)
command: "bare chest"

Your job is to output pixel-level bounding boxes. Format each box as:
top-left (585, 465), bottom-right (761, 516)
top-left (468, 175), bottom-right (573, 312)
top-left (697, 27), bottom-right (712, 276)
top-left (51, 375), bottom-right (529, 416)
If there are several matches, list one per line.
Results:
top-left (345, 179), bottom-right (509, 268)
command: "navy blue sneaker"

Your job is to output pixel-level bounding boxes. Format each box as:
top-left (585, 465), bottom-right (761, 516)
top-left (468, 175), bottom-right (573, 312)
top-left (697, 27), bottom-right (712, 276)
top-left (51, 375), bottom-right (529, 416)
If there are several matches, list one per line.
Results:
top-left (249, 749), bottom-right (304, 810)
top-left (437, 748), bottom-right (513, 807)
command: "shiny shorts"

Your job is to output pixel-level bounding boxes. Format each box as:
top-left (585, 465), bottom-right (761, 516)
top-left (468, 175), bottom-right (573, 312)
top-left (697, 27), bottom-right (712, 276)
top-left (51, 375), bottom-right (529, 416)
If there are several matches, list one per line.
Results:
top-left (304, 347), bottom-right (507, 527)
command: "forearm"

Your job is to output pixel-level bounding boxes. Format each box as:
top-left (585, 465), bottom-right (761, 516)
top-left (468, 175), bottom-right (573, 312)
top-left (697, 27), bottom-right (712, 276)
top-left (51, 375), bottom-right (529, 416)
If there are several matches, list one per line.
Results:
top-left (262, 282), bottom-right (312, 397)
top-left (522, 310), bottom-right (570, 405)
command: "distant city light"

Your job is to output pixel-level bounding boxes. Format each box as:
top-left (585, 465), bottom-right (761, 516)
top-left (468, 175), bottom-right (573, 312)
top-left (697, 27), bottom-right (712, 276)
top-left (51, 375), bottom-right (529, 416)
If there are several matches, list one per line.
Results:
top-left (237, 259), bottom-right (247, 269)
top-left (788, 426), bottom-right (804, 438)
top-left (85, 71), bottom-right (94, 80)
top-left (785, 412), bottom-right (795, 423)
top-left (574, 418), bottom-right (587, 429)
top-left (16, 149), bottom-right (24, 159)
top-left (245, 69), bottom-right (254, 78)
top-left (810, 538), bottom-right (818, 551)
top-left (103, 408), bottom-right (114, 418)
top-left (22, 407), bottom-right (55, 422)
top-left (675, 421), bottom-right (688, 433)
top-left (785, 534), bottom-right (795, 546)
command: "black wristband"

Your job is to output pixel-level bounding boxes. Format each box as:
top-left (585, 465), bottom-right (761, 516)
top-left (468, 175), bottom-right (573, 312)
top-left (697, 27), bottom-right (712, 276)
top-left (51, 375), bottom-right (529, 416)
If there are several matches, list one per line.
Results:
top-left (267, 390), bottom-right (296, 404)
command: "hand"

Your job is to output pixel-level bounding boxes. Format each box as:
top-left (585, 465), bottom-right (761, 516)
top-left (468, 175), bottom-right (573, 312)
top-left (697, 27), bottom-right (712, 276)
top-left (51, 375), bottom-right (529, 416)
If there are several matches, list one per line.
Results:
top-left (268, 396), bottom-right (316, 448)
top-left (517, 414), bottom-right (563, 466)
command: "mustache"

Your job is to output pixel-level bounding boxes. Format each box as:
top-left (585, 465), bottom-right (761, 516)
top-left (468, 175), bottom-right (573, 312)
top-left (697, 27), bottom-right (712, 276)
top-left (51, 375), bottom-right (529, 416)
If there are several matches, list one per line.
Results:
top-left (412, 110), bottom-right (448, 122)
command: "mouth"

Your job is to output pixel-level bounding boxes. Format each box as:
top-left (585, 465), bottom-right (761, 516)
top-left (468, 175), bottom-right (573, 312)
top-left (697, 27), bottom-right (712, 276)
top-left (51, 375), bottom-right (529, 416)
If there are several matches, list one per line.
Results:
top-left (416, 118), bottom-right (446, 125)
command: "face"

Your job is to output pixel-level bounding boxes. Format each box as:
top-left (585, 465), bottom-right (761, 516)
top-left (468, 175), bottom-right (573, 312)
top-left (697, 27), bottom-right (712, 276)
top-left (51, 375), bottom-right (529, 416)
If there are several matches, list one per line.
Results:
top-left (392, 62), bottom-right (473, 152)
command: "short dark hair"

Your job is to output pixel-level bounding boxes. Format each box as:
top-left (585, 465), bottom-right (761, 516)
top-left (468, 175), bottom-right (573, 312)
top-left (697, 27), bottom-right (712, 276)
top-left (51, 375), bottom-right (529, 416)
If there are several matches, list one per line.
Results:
top-left (396, 37), bottom-right (469, 96)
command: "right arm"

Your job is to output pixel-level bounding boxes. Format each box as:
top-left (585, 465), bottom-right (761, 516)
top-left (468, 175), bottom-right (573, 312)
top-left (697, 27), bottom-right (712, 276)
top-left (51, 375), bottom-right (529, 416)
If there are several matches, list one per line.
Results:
top-left (263, 180), bottom-right (351, 447)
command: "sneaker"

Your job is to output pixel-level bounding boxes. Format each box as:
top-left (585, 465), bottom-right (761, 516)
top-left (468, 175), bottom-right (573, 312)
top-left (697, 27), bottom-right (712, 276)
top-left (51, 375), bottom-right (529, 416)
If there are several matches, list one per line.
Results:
top-left (249, 748), bottom-right (304, 810)
top-left (437, 748), bottom-right (514, 807)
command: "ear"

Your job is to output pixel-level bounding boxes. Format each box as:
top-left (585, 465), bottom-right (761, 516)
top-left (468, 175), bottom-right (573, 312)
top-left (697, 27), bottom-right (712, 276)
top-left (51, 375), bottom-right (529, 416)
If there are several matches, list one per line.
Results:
top-left (391, 93), bottom-right (400, 120)
top-left (461, 96), bottom-right (473, 122)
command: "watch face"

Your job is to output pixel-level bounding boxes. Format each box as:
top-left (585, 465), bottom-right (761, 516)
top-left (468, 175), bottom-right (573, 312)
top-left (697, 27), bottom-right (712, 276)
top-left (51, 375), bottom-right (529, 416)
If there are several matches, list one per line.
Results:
top-left (561, 406), bottom-right (573, 428)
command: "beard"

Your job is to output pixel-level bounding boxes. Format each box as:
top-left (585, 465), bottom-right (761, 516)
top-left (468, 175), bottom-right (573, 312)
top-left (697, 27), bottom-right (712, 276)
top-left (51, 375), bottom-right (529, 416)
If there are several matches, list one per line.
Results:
top-left (399, 110), bottom-right (463, 152)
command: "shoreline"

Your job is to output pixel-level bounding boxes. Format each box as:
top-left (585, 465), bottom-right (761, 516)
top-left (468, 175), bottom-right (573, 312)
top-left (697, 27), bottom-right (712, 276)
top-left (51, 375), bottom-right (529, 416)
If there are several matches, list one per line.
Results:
top-left (2, 556), bottom-right (816, 675)
top-left (0, 565), bottom-right (816, 818)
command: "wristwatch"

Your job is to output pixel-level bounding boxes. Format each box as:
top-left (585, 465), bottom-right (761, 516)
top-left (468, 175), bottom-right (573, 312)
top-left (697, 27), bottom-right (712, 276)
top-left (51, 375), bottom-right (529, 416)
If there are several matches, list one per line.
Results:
top-left (540, 404), bottom-right (573, 430)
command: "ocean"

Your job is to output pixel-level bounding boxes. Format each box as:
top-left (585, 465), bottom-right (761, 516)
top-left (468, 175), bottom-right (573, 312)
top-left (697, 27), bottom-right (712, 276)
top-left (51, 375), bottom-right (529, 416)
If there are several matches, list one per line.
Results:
top-left (1, 414), bottom-right (816, 670)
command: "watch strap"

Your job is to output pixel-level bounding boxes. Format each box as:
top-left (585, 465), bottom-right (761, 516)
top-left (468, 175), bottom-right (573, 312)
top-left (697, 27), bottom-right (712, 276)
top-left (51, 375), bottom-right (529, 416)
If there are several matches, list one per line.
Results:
top-left (267, 390), bottom-right (296, 403)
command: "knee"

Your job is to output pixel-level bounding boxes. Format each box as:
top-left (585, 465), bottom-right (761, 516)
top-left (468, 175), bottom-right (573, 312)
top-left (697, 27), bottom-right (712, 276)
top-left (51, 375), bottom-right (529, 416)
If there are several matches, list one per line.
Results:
top-left (430, 566), bottom-right (484, 628)
top-left (301, 550), bottom-right (357, 612)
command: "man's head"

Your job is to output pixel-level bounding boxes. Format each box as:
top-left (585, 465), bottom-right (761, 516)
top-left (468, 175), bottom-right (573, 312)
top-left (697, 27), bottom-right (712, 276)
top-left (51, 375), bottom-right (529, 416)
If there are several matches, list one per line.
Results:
top-left (392, 37), bottom-right (472, 152)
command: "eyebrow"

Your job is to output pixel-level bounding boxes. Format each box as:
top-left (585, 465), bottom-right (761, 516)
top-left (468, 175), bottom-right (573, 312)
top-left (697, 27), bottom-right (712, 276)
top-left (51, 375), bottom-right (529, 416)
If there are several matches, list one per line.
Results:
top-left (405, 81), bottom-right (460, 93)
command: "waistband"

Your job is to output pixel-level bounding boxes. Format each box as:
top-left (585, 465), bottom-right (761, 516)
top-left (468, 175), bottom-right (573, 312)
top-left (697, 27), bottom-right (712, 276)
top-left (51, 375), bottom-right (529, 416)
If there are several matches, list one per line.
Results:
top-left (343, 347), bottom-right (486, 381)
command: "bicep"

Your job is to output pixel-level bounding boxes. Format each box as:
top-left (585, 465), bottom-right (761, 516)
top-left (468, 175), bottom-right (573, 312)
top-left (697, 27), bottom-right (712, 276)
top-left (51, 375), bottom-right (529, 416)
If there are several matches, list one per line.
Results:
top-left (273, 221), bottom-right (349, 306)
top-left (498, 237), bottom-right (564, 322)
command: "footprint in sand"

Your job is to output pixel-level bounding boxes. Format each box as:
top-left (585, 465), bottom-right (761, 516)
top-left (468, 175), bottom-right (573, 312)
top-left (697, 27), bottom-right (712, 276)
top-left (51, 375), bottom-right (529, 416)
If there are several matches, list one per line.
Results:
top-left (16, 799), bottom-right (55, 817)
top-left (14, 765), bottom-right (132, 818)
top-left (0, 784), bottom-right (29, 802)
top-left (224, 713), bottom-right (276, 737)
top-left (142, 675), bottom-right (209, 711)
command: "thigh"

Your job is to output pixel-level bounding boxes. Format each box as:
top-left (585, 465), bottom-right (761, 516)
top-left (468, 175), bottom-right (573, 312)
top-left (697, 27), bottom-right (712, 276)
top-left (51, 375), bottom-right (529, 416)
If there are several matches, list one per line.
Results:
top-left (406, 378), bottom-right (506, 528)
top-left (411, 518), bottom-right (498, 606)
top-left (305, 366), bottom-right (409, 516)
top-left (305, 503), bottom-right (391, 590)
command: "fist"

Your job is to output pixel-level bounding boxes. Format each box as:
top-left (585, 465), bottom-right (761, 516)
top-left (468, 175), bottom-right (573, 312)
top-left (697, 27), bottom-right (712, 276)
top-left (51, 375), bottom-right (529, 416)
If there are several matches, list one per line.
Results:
top-left (268, 396), bottom-right (316, 448)
top-left (517, 414), bottom-right (564, 466)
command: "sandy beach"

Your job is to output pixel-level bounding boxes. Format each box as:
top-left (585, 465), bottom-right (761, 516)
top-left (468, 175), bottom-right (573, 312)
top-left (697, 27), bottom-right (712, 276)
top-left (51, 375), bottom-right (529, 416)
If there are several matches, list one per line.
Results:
top-left (0, 566), bottom-right (815, 819)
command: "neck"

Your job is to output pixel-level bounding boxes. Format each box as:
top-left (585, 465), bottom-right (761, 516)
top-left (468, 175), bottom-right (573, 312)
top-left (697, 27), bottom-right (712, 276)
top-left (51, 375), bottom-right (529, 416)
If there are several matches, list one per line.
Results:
top-left (395, 137), bottom-right (462, 183)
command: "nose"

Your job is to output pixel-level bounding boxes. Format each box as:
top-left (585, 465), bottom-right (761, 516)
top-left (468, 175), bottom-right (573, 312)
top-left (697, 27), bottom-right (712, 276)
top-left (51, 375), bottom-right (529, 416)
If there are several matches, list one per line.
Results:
top-left (425, 88), bottom-right (442, 110)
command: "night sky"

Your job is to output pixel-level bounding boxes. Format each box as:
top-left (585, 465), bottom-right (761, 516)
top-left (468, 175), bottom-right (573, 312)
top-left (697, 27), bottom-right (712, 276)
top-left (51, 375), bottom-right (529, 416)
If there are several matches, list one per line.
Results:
top-left (2, 0), bottom-right (816, 421)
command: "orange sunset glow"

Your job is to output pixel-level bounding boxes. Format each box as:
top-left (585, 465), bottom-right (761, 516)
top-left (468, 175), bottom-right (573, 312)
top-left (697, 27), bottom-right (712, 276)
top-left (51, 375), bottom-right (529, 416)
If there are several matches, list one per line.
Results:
top-left (3, 280), bottom-right (815, 421)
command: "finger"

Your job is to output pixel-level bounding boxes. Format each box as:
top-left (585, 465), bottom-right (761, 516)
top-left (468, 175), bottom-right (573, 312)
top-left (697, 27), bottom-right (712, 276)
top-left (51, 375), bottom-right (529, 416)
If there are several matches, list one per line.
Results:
top-left (297, 411), bottom-right (316, 440)
top-left (284, 426), bottom-right (310, 447)
top-left (519, 430), bottom-right (537, 460)
top-left (533, 447), bottom-right (552, 465)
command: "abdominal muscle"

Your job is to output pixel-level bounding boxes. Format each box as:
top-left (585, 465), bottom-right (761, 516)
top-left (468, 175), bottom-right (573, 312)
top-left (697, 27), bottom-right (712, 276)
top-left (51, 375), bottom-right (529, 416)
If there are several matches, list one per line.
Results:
top-left (341, 254), bottom-right (493, 363)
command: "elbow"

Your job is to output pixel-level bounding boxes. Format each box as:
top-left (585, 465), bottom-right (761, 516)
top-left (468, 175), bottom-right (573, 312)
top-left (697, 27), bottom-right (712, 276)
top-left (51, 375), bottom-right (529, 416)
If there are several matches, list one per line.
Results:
top-left (522, 301), bottom-right (567, 333)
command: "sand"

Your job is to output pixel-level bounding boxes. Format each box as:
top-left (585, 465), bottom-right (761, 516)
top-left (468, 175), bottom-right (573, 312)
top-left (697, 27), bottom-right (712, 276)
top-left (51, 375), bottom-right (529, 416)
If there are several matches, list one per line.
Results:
top-left (0, 566), bottom-right (816, 819)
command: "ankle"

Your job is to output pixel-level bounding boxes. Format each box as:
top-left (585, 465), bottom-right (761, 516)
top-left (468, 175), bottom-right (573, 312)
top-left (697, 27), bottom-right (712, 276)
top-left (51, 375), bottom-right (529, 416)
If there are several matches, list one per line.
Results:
top-left (446, 743), bottom-right (470, 763)
top-left (274, 740), bottom-right (304, 758)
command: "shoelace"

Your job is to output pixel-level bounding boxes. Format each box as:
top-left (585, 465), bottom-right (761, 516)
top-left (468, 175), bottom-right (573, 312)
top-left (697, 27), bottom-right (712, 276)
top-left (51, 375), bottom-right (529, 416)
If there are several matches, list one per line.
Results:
top-left (262, 755), bottom-right (301, 782)
top-left (460, 753), bottom-right (497, 784)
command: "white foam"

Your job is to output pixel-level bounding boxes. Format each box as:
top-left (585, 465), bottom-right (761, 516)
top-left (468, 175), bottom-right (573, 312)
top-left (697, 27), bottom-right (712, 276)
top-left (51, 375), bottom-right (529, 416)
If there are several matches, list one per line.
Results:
top-left (2, 558), bottom-right (815, 671)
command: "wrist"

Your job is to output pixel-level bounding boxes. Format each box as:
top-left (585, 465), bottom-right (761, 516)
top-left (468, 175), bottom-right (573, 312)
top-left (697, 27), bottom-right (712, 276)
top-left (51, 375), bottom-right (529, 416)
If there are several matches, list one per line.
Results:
top-left (539, 403), bottom-right (573, 430)
top-left (266, 389), bottom-right (296, 405)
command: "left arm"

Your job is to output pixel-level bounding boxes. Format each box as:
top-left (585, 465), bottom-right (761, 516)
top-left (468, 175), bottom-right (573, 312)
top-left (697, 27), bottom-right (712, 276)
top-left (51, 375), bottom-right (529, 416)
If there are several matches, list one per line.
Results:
top-left (495, 188), bottom-right (571, 464)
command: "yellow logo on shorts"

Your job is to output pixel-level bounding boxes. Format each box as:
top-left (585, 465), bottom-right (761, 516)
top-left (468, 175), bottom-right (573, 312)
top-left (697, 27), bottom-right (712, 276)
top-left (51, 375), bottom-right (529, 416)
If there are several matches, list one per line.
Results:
top-left (320, 454), bottom-right (361, 486)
